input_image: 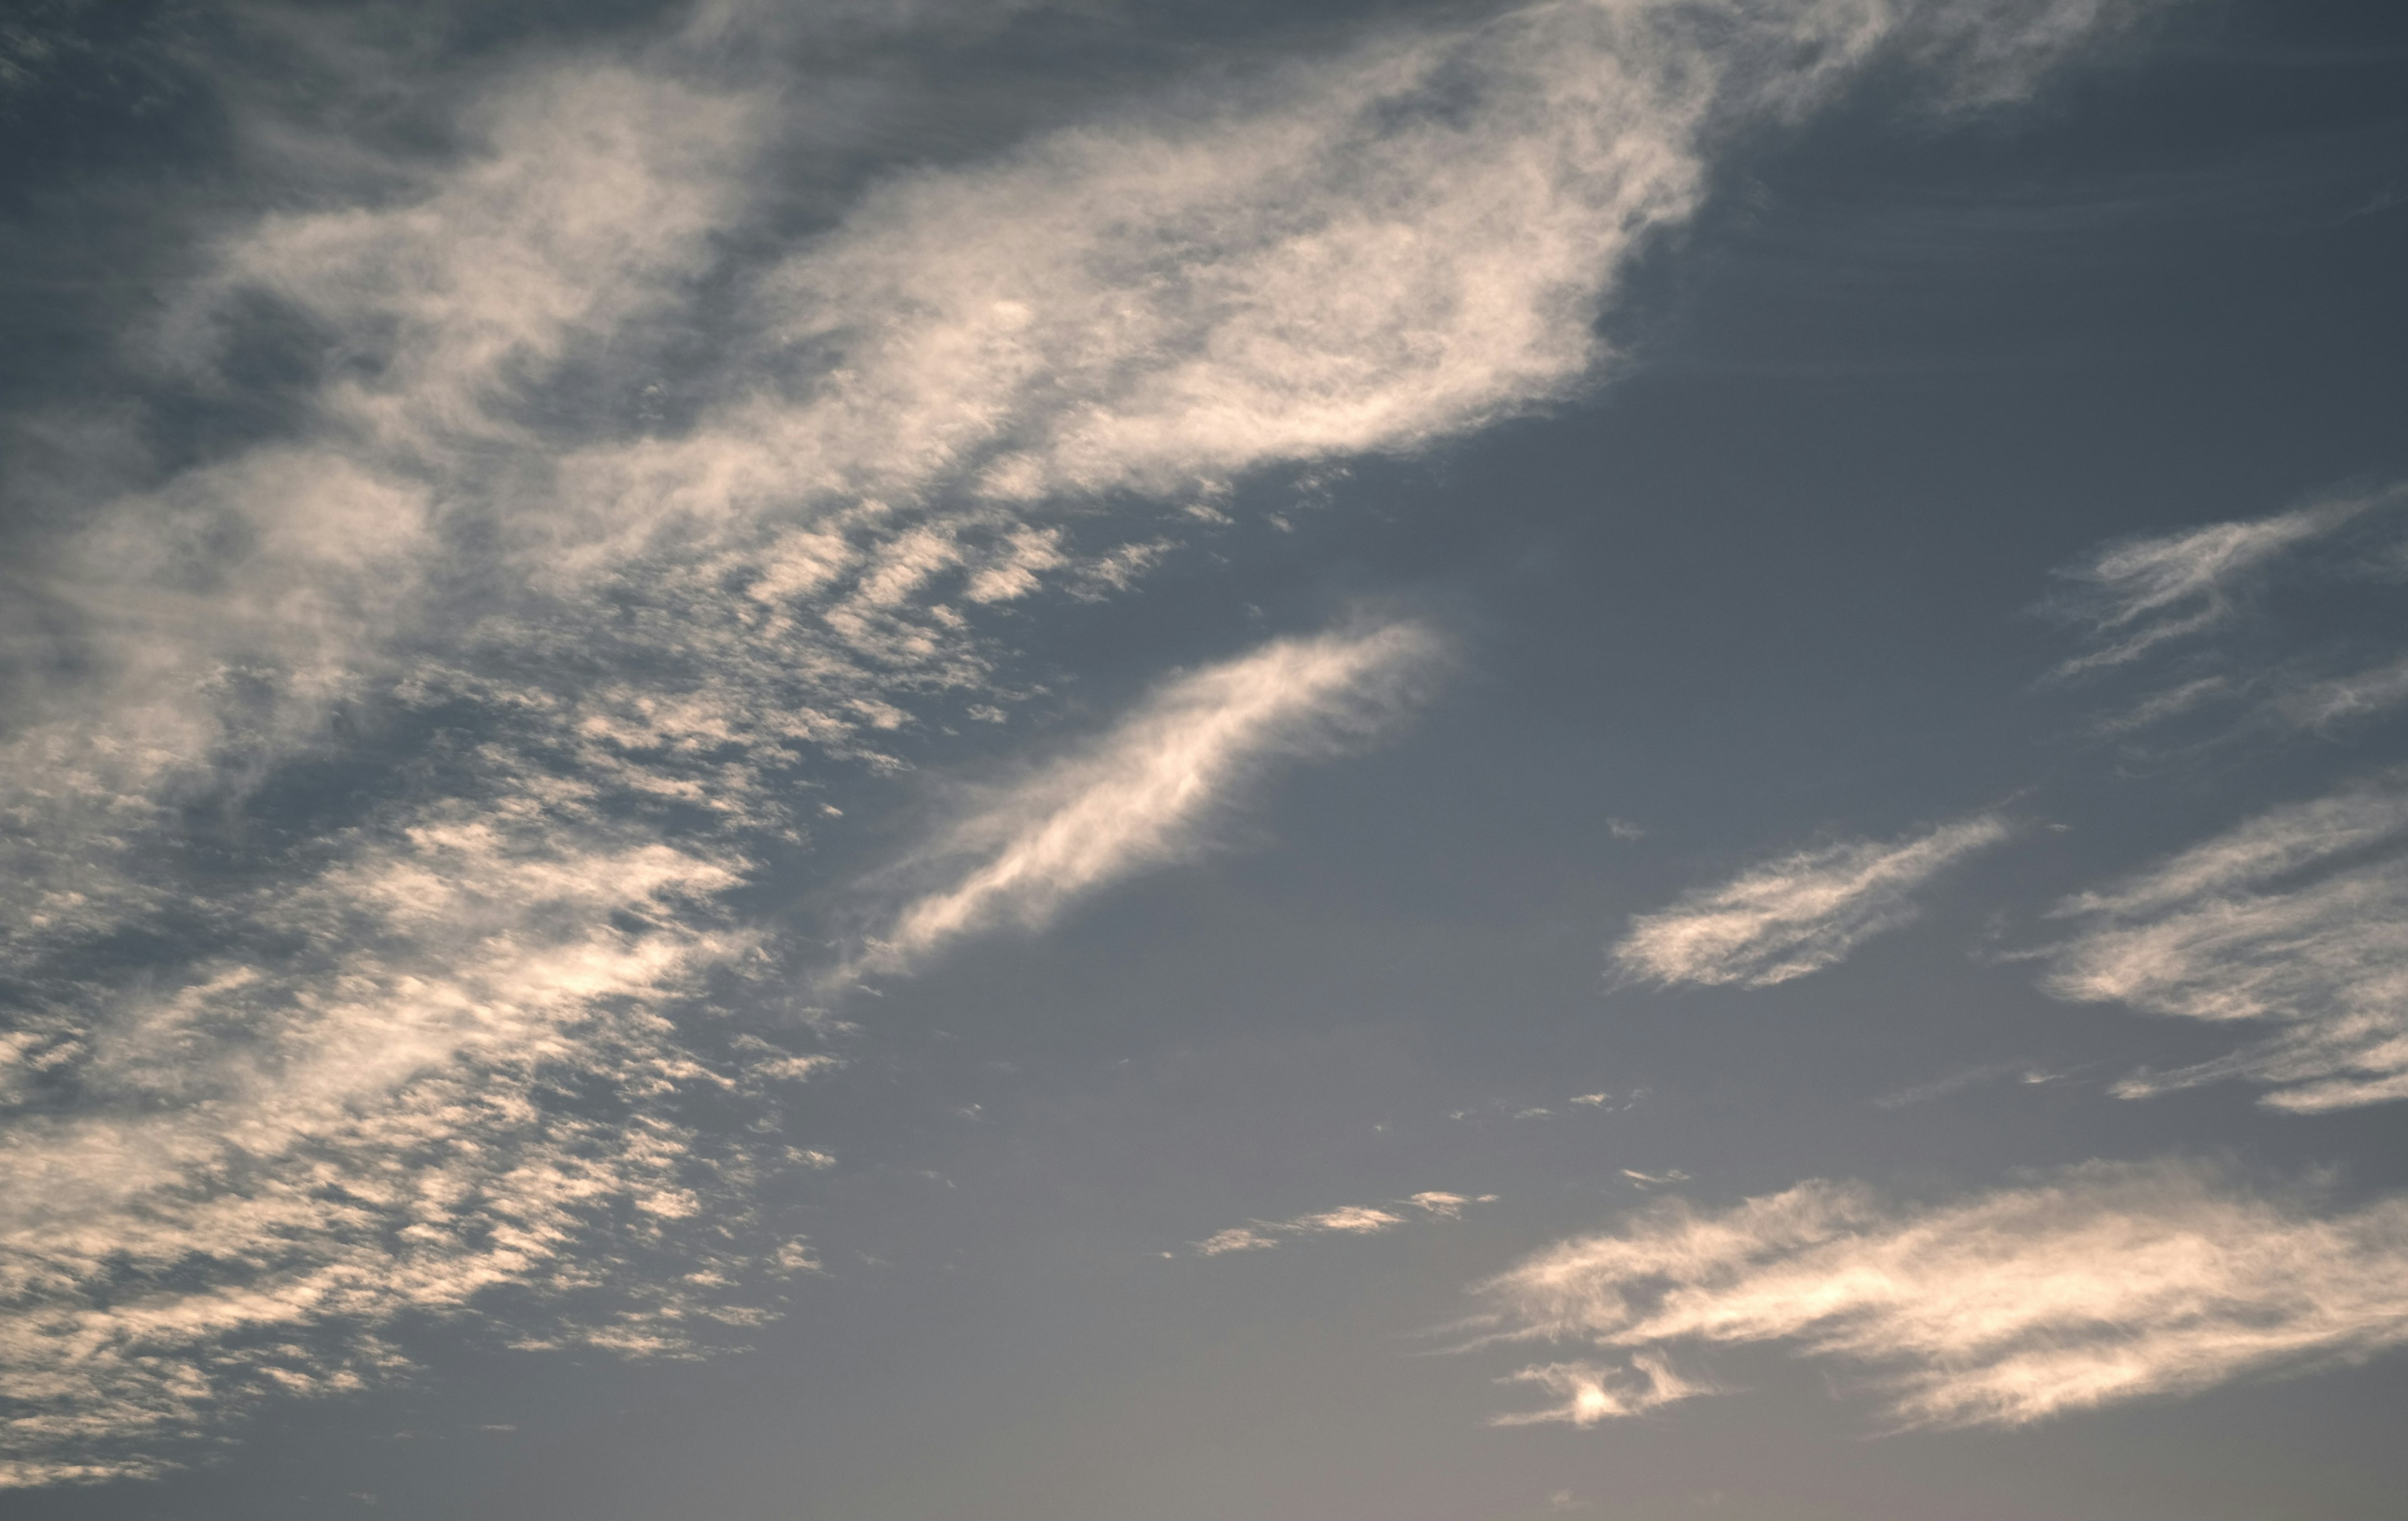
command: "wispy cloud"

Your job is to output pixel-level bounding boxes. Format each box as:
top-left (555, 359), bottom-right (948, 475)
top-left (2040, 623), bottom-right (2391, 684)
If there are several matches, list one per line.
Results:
top-left (1195, 1191), bottom-right (1492, 1256)
top-left (0, 0), bottom-right (2176, 1484)
top-left (1870, 1060), bottom-right (2064, 1109)
top-left (2042, 775), bottom-right (2408, 1111)
top-left (2042, 483), bottom-right (2407, 684)
top-left (0, 799), bottom-right (823, 1487)
top-left (852, 623), bottom-right (1444, 980)
top-left (2042, 493), bottom-right (2375, 679)
top-left (1473, 1159), bottom-right (2408, 1429)
top-left (1611, 815), bottom-right (2012, 988)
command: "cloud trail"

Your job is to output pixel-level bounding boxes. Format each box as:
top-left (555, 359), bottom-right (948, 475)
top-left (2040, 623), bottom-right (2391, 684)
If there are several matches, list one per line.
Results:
top-left (2043, 776), bottom-right (2408, 1111)
top-left (1611, 815), bottom-right (2012, 988)
top-left (1474, 1158), bottom-right (2408, 1429)
top-left (1195, 1191), bottom-right (1491, 1256)
top-left (2043, 484), bottom-right (2404, 681)
top-left (857, 623), bottom-right (1444, 980)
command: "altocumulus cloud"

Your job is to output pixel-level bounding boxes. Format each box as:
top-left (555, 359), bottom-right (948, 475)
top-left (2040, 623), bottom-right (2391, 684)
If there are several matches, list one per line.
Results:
top-left (0, 0), bottom-right (2170, 1486)
top-left (1471, 1158), bottom-right (2408, 1430)
top-left (1611, 814), bottom-right (2012, 988)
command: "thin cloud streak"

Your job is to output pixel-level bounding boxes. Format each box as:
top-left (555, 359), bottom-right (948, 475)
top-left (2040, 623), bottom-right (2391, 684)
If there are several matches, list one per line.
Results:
top-left (1611, 814), bottom-right (2012, 988)
top-left (2043, 482), bottom-right (2407, 683)
top-left (2044, 776), bottom-right (2408, 1111)
top-left (1474, 1158), bottom-right (2408, 1429)
top-left (857, 622), bottom-right (1446, 981)
top-left (1195, 1191), bottom-right (1491, 1256)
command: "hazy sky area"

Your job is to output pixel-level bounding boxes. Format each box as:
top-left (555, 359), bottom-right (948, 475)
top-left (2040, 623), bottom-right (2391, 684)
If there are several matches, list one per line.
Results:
top-left (3, 1), bottom-right (2406, 1517)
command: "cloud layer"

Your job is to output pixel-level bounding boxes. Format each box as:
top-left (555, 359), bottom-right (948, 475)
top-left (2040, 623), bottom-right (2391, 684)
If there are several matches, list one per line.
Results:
top-left (1612, 815), bottom-right (2012, 988)
top-left (1476, 1158), bottom-right (2408, 1429)
top-left (0, 0), bottom-right (2172, 1485)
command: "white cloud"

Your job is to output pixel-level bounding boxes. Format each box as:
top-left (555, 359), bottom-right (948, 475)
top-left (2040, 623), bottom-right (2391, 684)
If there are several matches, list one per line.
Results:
top-left (0, 0), bottom-right (2173, 1483)
top-left (2271, 654), bottom-right (2408, 735)
top-left (854, 622), bottom-right (1445, 979)
top-left (2043, 485), bottom-right (2402, 680)
top-left (2042, 776), bottom-right (2408, 1111)
top-left (1474, 1158), bottom-right (2408, 1429)
top-left (1610, 815), bottom-right (2012, 988)
top-left (1193, 1190), bottom-right (1492, 1255)
top-left (0, 796), bottom-right (827, 1487)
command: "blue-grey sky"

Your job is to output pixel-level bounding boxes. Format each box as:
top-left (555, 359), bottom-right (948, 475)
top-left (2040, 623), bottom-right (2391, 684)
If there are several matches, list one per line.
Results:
top-left (4, 1), bottom-right (2407, 1516)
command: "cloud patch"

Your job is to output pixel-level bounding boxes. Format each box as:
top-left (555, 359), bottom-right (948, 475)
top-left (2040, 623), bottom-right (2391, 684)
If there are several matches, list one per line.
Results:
top-left (1195, 1191), bottom-right (1492, 1256)
top-left (2043, 776), bottom-right (2408, 1111)
top-left (1474, 1158), bottom-right (2408, 1429)
top-left (853, 622), bottom-right (1445, 980)
top-left (1610, 815), bottom-right (2012, 989)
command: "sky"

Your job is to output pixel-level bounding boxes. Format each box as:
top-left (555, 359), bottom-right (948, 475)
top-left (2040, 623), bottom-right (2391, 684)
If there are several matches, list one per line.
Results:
top-left (1, 1), bottom-right (2405, 1517)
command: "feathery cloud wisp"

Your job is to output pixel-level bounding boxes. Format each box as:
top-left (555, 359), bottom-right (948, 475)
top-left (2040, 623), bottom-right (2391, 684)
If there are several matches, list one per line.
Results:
top-left (1195, 1191), bottom-right (1491, 1256)
top-left (1475, 1158), bottom-right (2408, 1429)
top-left (856, 623), bottom-right (1444, 979)
top-left (2044, 776), bottom-right (2408, 1111)
top-left (2042, 485), bottom-right (2403, 681)
top-left (1611, 815), bottom-right (2012, 989)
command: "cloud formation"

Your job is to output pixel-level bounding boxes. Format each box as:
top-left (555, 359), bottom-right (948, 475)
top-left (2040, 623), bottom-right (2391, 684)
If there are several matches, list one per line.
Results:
top-left (857, 623), bottom-right (1444, 979)
top-left (2043, 482), bottom-right (2407, 687)
top-left (1611, 815), bottom-right (2012, 988)
top-left (1474, 1158), bottom-right (2408, 1429)
top-left (0, 0), bottom-right (2173, 1485)
top-left (1195, 1191), bottom-right (1491, 1256)
top-left (2043, 776), bottom-right (2408, 1111)
top-left (2042, 493), bottom-right (2374, 679)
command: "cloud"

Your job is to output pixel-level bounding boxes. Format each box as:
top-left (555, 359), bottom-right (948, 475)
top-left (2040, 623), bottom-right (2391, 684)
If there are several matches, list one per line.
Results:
top-left (2042, 484), bottom-right (2405, 682)
top-left (0, 797), bottom-right (823, 1487)
top-left (0, 0), bottom-right (2175, 1483)
top-left (853, 621), bottom-right (1445, 979)
top-left (2270, 654), bottom-right (2408, 735)
top-left (2042, 775), bottom-right (2408, 1111)
top-left (1474, 1158), bottom-right (2408, 1429)
top-left (1870, 1060), bottom-right (2061, 1110)
top-left (1610, 815), bottom-right (2013, 988)
top-left (1194, 1190), bottom-right (1491, 1255)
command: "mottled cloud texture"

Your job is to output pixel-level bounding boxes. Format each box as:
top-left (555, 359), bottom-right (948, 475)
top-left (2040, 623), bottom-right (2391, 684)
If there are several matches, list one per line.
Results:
top-left (1612, 815), bottom-right (2011, 988)
top-left (2044, 777), bottom-right (2408, 1112)
top-left (1475, 1159), bottom-right (2408, 1429)
top-left (0, 0), bottom-right (2172, 1486)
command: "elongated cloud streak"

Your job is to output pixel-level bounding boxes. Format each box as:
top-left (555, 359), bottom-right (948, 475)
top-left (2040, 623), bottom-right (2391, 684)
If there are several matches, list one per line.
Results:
top-left (861, 623), bottom-right (1444, 978)
top-left (2044, 777), bottom-right (2408, 1111)
top-left (2044, 485), bottom-right (2404, 680)
top-left (1476, 1159), bottom-right (2408, 1429)
top-left (1612, 815), bottom-right (2012, 988)
top-left (1195, 1191), bottom-right (1489, 1256)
